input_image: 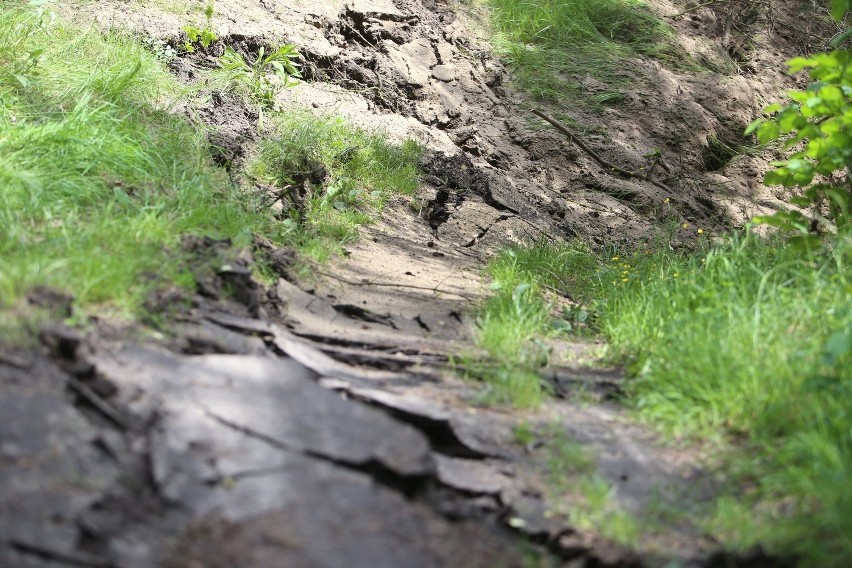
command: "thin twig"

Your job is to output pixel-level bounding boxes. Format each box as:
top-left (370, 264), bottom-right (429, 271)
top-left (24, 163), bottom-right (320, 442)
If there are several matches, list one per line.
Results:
top-left (670, 0), bottom-right (723, 18)
top-left (531, 109), bottom-right (676, 195)
top-left (515, 214), bottom-right (557, 241)
top-left (340, 19), bottom-right (378, 48)
top-left (67, 376), bottom-right (131, 430)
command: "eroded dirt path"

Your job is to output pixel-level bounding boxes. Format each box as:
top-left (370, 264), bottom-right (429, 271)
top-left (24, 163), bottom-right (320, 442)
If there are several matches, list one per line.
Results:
top-left (1, 0), bottom-right (807, 566)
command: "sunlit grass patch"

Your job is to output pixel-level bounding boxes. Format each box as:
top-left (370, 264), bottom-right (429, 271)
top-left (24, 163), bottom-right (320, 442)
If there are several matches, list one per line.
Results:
top-left (0, 5), bottom-right (422, 332)
top-left (0, 5), bottom-right (284, 330)
top-left (483, 0), bottom-right (693, 105)
top-left (250, 112), bottom-right (421, 262)
top-left (464, 241), bottom-right (599, 406)
top-left (481, 230), bottom-right (851, 562)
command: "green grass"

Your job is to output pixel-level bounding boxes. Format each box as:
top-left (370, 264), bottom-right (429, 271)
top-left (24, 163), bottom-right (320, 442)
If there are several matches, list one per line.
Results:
top-left (586, 232), bottom-right (852, 565)
top-left (464, 242), bottom-right (599, 406)
top-left (480, 231), bottom-right (852, 565)
top-left (527, 423), bottom-right (640, 546)
top-left (482, 0), bottom-right (690, 105)
top-left (0, 5), bottom-right (289, 330)
top-left (250, 112), bottom-right (420, 263)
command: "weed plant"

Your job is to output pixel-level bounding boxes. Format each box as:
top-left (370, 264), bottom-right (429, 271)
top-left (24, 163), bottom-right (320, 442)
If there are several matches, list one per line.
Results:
top-left (250, 112), bottom-right (420, 262)
top-left (212, 44), bottom-right (300, 114)
top-left (0, 6), bottom-right (284, 329)
top-left (483, 0), bottom-right (690, 104)
top-left (182, 0), bottom-right (216, 53)
top-left (481, 230), bottom-right (851, 564)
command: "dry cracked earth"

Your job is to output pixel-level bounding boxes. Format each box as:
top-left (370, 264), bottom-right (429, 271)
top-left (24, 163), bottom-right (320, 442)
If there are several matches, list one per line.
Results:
top-left (1, 0), bottom-right (811, 566)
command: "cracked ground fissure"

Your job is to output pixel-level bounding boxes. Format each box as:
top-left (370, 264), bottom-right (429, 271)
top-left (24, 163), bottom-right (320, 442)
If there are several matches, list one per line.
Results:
top-left (0, 0), bottom-right (810, 566)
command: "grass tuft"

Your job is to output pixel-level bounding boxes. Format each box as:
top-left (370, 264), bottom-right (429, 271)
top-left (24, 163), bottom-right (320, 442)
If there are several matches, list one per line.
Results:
top-left (0, 5), bottom-right (421, 332)
top-left (250, 112), bottom-right (420, 262)
top-left (464, 241), bottom-right (599, 406)
top-left (584, 231), bottom-right (852, 565)
top-left (483, 0), bottom-right (692, 105)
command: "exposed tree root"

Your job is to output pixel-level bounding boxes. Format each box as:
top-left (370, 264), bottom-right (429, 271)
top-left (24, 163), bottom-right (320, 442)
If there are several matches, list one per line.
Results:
top-left (531, 109), bottom-right (676, 195)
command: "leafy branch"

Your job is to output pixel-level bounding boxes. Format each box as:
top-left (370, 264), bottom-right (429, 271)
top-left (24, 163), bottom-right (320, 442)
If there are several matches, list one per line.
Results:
top-left (746, 47), bottom-right (852, 243)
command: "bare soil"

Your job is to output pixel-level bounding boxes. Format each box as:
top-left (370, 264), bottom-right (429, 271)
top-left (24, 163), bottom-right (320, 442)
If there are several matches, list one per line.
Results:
top-left (1, 0), bottom-right (822, 566)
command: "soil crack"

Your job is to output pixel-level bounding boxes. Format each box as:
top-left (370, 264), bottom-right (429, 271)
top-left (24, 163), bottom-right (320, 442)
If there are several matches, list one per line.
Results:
top-left (203, 406), bottom-right (431, 497)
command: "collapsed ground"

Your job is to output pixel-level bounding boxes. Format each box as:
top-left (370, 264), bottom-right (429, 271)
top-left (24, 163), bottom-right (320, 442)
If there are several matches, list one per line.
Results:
top-left (1, 0), bottom-right (849, 567)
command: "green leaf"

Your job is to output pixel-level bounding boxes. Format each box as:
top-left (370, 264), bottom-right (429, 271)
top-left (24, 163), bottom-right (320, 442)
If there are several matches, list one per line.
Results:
top-left (788, 90), bottom-right (811, 104)
top-left (752, 210), bottom-right (810, 232)
top-left (820, 84), bottom-right (844, 103)
top-left (200, 29), bottom-right (217, 47)
top-left (184, 26), bottom-right (200, 41)
top-left (756, 121), bottom-right (780, 144)
top-left (788, 57), bottom-right (815, 73)
top-left (763, 169), bottom-right (787, 185)
top-left (830, 0), bottom-right (850, 21)
top-left (790, 195), bottom-right (813, 207)
top-left (805, 138), bottom-right (828, 158)
top-left (792, 168), bottom-right (814, 186)
top-left (823, 326), bottom-right (852, 366)
top-left (744, 118), bottom-right (764, 135)
top-left (778, 109), bottom-right (806, 132)
top-left (786, 158), bottom-right (809, 171)
top-left (788, 234), bottom-right (822, 252)
top-left (829, 27), bottom-right (852, 48)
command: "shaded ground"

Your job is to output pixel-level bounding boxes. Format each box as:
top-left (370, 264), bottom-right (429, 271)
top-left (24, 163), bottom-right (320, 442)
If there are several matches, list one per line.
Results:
top-left (0, 0), bottom-right (818, 566)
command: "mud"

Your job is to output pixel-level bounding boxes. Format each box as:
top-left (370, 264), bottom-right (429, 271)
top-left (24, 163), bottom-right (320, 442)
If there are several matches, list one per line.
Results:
top-left (1, 254), bottom-right (786, 567)
top-left (2, 0), bottom-right (815, 566)
top-left (0, 309), bottom-right (728, 568)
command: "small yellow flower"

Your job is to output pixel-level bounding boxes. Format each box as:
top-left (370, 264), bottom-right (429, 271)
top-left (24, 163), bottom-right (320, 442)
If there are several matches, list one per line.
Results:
top-left (611, 256), bottom-right (619, 261)
top-left (682, 223), bottom-right (689, 229)
top-left (664, 197), bottom-right (670, 203)
top-left (697, 228), bottom-right (704, 235)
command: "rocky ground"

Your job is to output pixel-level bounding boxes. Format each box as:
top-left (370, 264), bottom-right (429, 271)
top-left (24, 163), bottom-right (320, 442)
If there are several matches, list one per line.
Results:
top-left (1, 0), bottom-right (819, 566)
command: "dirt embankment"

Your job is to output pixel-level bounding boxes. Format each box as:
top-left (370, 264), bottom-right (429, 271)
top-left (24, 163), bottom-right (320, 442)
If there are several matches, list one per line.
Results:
top-left (1, 0), bottom-right (817, 566)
